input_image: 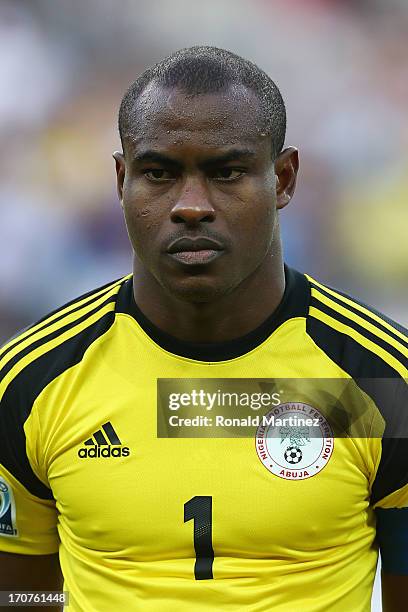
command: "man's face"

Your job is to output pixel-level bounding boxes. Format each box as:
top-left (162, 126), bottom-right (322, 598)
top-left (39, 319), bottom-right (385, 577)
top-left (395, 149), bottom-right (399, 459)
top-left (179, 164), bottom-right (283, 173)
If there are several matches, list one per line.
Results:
top-left (115, 82), bottom-right (296, 303)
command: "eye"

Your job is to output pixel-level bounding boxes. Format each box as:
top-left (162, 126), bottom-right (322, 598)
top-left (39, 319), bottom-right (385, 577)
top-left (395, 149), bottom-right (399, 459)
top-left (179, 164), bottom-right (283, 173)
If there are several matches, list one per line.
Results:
top-left (211, 168), bottom-right (246, 181)
top-left (143, 169), bottom-right (174, 182)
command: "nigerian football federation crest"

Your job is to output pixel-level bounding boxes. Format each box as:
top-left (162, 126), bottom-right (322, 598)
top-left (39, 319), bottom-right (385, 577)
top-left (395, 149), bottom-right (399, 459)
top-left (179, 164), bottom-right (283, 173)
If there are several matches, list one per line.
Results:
top-left (255, 402), bottom-right (334, 480)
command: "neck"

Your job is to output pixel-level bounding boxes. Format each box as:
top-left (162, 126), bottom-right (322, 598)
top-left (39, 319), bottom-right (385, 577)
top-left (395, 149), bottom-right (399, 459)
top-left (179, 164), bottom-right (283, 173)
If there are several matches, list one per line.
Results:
top-left (132, 247), bottom-right (285, 344)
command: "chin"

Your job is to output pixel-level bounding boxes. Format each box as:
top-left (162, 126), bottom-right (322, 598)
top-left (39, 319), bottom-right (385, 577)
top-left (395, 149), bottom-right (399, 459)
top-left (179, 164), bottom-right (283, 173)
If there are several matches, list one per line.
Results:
top-left (161, 276), bottom-right (230, 304)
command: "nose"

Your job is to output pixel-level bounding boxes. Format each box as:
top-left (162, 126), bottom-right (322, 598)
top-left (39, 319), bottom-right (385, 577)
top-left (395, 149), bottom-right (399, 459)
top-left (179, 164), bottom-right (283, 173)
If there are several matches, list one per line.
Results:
top-left (170, 177), bottom-right (216, 225)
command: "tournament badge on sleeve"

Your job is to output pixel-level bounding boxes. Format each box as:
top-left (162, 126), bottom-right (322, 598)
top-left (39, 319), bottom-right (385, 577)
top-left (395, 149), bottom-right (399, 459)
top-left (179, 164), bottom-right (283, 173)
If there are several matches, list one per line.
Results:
top-left (255, 403), bottom-right (334, 480)
top-left (0, 477), bottom-right (18, 536)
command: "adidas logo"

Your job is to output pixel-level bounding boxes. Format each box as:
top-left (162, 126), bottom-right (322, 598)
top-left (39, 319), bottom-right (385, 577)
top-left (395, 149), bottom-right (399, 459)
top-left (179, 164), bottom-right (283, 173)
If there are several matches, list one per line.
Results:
top-left (78, 422), bottom-right (130, 458)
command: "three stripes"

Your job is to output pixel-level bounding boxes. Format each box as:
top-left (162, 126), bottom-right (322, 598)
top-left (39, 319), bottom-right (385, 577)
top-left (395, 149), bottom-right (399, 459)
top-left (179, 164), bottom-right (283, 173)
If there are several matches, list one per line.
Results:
top-left (84, 422), bottom-right (122, 446)
top-left (306, 275), bottom-right (408, 378)
top-left (0, 274), bottom-right (131, 401)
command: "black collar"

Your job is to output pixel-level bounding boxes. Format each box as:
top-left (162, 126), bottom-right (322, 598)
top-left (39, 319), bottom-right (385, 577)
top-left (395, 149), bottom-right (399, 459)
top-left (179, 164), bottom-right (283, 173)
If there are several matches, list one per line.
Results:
top-left (116, 264), bottom-right (310, 362)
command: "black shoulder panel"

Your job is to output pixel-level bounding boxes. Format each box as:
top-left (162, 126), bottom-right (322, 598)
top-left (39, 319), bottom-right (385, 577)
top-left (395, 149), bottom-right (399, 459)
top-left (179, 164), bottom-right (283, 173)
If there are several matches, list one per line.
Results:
top-left (306, 315), bottom-right (403, 380)
top-left (0, 288), bottom-right (120, 499)
top-left (371, 377), bottom-right (408, 506)
top-left (1, 275), bottom-right (125, 360)
top-left (305, 277), bottom-right (408, 506)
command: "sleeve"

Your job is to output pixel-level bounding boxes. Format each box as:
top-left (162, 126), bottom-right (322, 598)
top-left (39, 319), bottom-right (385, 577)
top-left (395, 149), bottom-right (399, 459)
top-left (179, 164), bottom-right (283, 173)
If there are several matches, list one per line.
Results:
top-left (0, 465), bottom-right (59, 555)
top-left (371, 377), bottom-right (408, 573)
top-left (0, 358), bottom-right (59, 555)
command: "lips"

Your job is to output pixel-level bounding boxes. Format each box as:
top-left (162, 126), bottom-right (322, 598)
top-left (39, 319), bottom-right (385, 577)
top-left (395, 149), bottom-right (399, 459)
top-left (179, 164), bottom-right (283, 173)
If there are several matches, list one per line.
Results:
top-left (167, 237), bottom-right (223, 254)
top-left (166, 236), bottom-right (224, 266)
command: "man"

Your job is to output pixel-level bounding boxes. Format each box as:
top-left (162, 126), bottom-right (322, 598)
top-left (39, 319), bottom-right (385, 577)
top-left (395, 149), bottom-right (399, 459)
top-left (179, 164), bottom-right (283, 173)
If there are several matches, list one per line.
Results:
top-left (0, 46), bottom-right (406, 611)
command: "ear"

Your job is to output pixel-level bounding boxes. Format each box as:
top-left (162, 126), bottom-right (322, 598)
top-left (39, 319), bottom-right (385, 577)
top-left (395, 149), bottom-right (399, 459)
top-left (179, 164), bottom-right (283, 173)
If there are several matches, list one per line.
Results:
top-left (113, 151), bottom-right (126, 205)
top-left (274, 147), bottom-right (299, 210)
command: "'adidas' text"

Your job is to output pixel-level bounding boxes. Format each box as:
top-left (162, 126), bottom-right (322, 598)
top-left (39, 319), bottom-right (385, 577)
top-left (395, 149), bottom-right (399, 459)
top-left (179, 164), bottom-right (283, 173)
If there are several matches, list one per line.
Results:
top-left (78, 446), bottom-right (130, 459)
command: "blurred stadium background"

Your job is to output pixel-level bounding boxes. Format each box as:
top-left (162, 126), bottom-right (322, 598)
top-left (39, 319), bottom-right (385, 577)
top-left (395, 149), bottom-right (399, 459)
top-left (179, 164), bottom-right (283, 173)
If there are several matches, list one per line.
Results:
top-left (1, 2), bottom-right (407, 607)
top-left (1, 0), bottom-right (407, 342)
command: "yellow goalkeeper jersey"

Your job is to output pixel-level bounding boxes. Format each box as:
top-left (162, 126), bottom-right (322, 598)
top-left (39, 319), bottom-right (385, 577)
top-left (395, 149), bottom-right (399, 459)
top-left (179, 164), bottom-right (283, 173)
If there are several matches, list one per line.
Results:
top-left (0, 266), bottom-right (407, 611)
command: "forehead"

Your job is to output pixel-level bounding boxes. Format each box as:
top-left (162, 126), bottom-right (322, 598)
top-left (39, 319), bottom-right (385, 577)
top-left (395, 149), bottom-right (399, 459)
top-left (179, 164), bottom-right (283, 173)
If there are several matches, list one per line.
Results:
top-left (125, 82), bottom-right (266, 151)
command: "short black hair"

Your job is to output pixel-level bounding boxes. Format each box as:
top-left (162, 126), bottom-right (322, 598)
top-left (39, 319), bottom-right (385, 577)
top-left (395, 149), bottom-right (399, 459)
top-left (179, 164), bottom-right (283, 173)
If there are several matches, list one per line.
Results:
top-left (118, 45), bottom-right (286, 159)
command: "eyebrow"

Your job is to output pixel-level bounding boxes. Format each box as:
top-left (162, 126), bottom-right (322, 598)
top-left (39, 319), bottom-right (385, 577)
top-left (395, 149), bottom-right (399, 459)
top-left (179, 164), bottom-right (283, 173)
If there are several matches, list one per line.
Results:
top-left (131, 148), bottom-right (257, 167)
top-left (204, 149), bottom-right (257, 166)
top-left (132, 151), bottom-right (180, 166)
